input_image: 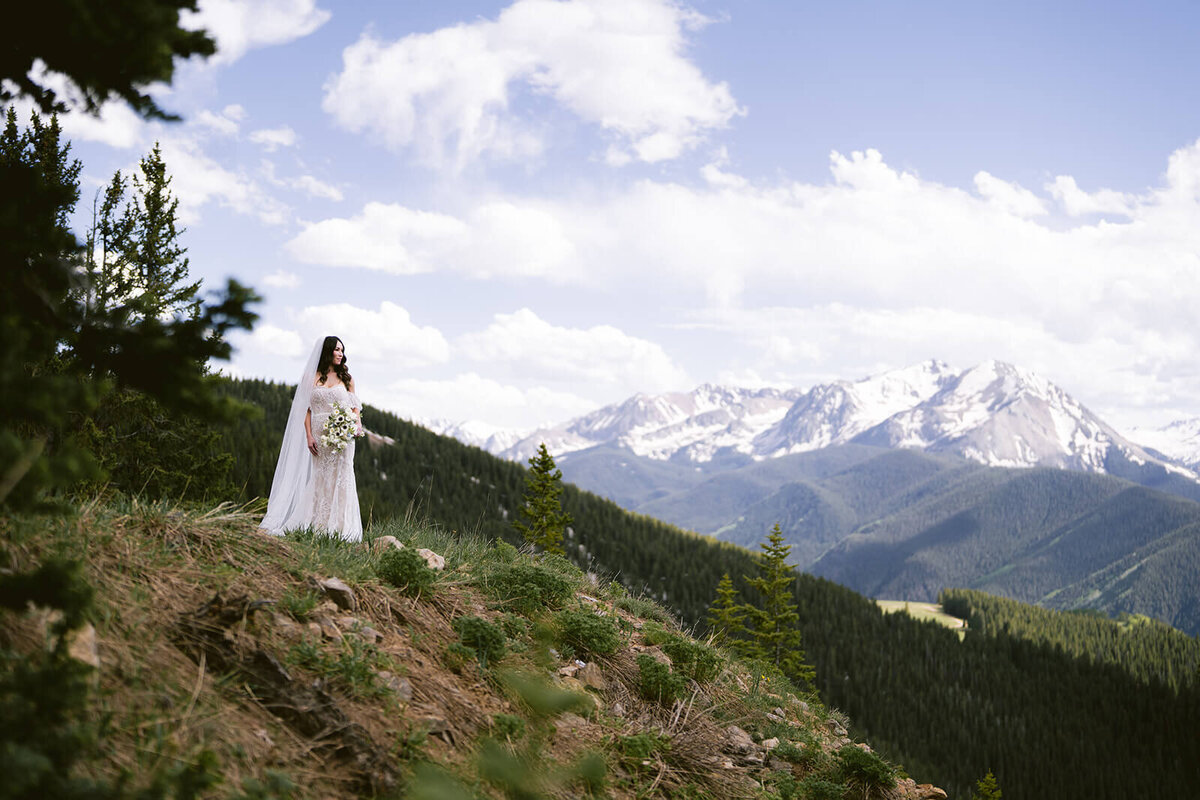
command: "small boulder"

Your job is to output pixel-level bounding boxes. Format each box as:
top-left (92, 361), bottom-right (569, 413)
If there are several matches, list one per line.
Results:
top-left (318, 577), bottom-right (357, 611)
top-left (723, 725), bottom-right (756, 755)
top-left (416, 548), bottom-right (445, 571)
top-left (376, 670), bottom-right (413, 701)
top-left (761, 737), bottom-right (780, 751)
top-left (66, 623), bottom-right (100, 669)
top-left (372, 536), bottom-right (404, 552)
top-left (314, 616), bottom-right (342, 641)
top-left (578, 662), bottom-right (607, 691)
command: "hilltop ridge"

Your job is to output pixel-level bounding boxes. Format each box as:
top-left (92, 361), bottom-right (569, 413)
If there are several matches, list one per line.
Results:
top-left (1, 498), bottom-right (943, 799)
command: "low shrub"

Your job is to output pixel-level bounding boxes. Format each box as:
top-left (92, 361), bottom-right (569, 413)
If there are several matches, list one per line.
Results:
top-left (617, 730), bottom-right (669, 767)
top-left (278, 587), bottom-right (320, 620)
top-left (490, 713), bottom-right (526, 742)
top-left (661, 636), bottom-right (722, 683)
top-left (796, 776), bottom-right (845, 800)
top-left (376, 547), bottom-right (436, 598)
top-left (636, 654), bottom-right (689, 705)
top-left (836, 744), bottom-right (897, 794)
top-left (444, 642), bottom-right (475, 674)
top-left (485, 562), bottom-right (575, 614)
top-left (452, 615), bottom-right (507, 669)
top-left (556, 608), bottom-right (620, 658)
top-left (287, 635), bottom-right (388, 698)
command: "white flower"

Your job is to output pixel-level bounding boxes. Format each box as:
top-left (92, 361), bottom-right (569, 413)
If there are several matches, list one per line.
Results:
top-left (321, 401), bottom-right (361, 453)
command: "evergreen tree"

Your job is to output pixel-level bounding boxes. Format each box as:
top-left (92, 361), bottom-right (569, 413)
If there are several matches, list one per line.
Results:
top-left (971, 771), bottom-right (1002, 800)
top-left (0, 107), bottom-right (259, 507)
top-left (127, 142), bottom-right (199, 319)
top-left (513, 443), bottom-right (572, 555)
top-left (80, 143), bottom-right (199, 320)
top-left (706, 573), bottom-right (747, 645)
top-left (1, 0), bottom-right (215, 120)
top-left (743, 523), bottom-right (816, 687)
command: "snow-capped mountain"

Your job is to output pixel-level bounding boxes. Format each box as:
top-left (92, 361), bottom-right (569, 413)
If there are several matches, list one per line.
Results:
top-left (437, 360), bottom-right (1199, 486)
top-left (851, 360), bottom-right (1153, 471)
top-left (497, 385), bottom-right (803, 463)
top-left (753, 359), bottom-right (957, 456)
top-left (1128, 418), bottom-right (1200, 469)
top-left (423, 419), bottom-right (528, 455)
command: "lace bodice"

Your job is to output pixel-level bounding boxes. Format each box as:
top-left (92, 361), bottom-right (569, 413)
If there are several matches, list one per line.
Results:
top-left (310, 383), bottom-right (358, 417)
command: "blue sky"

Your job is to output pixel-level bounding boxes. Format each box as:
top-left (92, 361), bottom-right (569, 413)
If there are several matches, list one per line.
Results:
top-left (31, 0), bottom-right (1200, 434)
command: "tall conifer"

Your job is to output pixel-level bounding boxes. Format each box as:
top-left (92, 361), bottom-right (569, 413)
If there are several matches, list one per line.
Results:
top-left (743, 523), bottom-right (816, 687)
top-left (514, 443), bottom-right (572, 555)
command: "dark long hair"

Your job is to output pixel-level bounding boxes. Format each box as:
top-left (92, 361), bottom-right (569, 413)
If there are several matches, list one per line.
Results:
top-left (316, 335), bottom-right (352, 387)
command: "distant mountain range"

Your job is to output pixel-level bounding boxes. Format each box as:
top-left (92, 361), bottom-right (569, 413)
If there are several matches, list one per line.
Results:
top-left (433, 359), bottom-right (1200, 486)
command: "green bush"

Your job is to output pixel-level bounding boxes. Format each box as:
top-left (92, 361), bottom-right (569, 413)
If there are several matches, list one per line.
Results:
top-left (376, 547), bottom-right (436, 598)
top-left (636, 654), bottom-right (689, 705)
top-left (490, 713), bottom-right (526, 742)
top-left (572, 750), bottom-right (608, 796)
top-left (661, 636), bottom-right (722, 683)
top-left (485, 562), bottom-right (575, 614)
top-left (452, 615), bottom-right (507, 669)
top-left (556, 608), bottom-right (620, 658)
top-left (617, 730), bottom-right (669, 766)
top-left (796, 776), bottom-right (845, 800)
top-left (836, 744), bottom-right (897, 794)
top-left (615, 593), bottom-right (675, 624)
top-left (444, 642), bottom-right (475, 674)
top-left (278, 587), bottom-right (320, 620)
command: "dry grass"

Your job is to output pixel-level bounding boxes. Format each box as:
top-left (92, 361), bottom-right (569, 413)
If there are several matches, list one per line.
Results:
top-left (1, 497), bottom-right (919, 800)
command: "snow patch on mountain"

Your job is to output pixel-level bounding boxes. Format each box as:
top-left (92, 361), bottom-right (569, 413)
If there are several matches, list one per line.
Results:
top-left (498, 385), bottom-right (802, 463)
top-left (1128, 418), bottom-right (1200, 469)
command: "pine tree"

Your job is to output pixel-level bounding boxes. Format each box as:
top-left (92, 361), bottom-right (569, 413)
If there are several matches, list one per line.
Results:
top-left (128, 143), bottom-right (200, 319)
top-left (706, 572), bottom-right (748, 646)
top-left (513, 443), bottom-right (572, 555)
top-left (971, 771), bottom-right (1002, 800)
top-left (743, 523), bottom-right (816, 687)
top-left (81, 143), bottom-right (199, 320)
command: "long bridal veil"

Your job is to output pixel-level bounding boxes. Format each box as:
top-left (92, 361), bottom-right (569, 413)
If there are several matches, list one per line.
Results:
top-left (260, 337), bottom-right (322, 535)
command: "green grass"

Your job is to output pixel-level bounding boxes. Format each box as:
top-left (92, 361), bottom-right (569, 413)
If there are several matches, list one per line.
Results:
top-left (877, 600), bottom-right (966, 639)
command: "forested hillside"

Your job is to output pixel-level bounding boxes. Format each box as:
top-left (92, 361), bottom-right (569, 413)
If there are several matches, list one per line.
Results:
top-left (940, 588), bottom-right (1200, 692)
top-left (564, 441), bottom-right (1200, 635)
top-left (220, 377), bottom-right (1200, 800)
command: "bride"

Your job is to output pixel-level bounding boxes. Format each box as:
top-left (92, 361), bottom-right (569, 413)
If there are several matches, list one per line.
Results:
top-left (260, 335), bottom-right (364, 541)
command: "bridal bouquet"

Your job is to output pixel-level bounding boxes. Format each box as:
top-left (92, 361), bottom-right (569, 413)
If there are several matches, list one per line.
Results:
top-left (321, 401), bottom-right (361, 453)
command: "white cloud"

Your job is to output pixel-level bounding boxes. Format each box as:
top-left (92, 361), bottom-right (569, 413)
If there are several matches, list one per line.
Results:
top-left (238, 322), bottom-right (305, 359)
top-left (249, 125), bottom-right (298, 151)
top-left (285, 202), bottom-right (468, 273)
top-left (289, 174), bottom-right (343, 201)
top-left (294, 301), bottom-right (451, 368)
top-left (157, 135), bottom-right (290, 225)
top-left (458, 308), bottom-right (690, 391)
top-left (194, 108), bottom-right (242, 137)
top-left (322, 0), bottom-right (740, 168)
top-left (260, 160), bottom-right (343, 201)
top-left (185, 0), bottom-right (331, 65)
top-left (262, 269), bottom-right (301, 288)
top-left (378, 373), bottom-right (596, 429)
top-left (1047, 175), bottom-right (1134, 217)
top-left (974, 170), bottom-right (1046, 218)
top-left (283, 200), bottom-right (575, 279)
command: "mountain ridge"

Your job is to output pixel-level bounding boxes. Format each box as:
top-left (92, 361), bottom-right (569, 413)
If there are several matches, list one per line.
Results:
top-left (432, 360), bottom-right (1200, 494)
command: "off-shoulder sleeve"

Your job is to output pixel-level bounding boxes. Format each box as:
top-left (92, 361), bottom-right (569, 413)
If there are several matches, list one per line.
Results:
top-left (348, 392), bottom-right (361, 409)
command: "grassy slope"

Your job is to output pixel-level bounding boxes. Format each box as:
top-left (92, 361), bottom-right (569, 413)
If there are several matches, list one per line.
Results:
top-left (1, 499), bottom-right (933, 800)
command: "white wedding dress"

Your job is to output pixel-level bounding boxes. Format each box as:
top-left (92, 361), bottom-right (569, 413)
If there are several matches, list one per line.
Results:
top-left (279, 382), bottom-right (363, 541)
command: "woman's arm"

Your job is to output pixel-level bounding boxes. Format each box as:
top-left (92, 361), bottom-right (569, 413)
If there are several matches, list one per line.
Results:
top-left (349, 379), bottom-right (363, 435)
top-left (305, 408), bottom-right (318, 455)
